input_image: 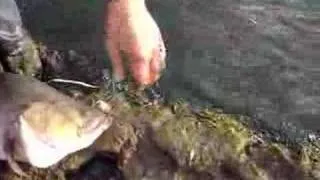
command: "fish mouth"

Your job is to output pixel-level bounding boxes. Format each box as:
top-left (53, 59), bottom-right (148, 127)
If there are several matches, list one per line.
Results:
top-left (77, 114), bottom-right (113, 137)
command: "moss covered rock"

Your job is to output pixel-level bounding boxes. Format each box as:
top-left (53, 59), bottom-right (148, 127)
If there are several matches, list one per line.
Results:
top-left (1, 46), bottom-right (319, 180)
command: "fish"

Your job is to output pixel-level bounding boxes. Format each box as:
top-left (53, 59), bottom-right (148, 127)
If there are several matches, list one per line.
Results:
top-left (105, 0), bottom-right (167, 87)
top-left (0, 72), bottom-right (113, 176)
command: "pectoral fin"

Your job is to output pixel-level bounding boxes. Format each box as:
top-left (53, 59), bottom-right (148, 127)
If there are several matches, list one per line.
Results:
top-left (4, 120), bottom-right (28, 177)
top-left (7, 153), bottom-right (28, 177)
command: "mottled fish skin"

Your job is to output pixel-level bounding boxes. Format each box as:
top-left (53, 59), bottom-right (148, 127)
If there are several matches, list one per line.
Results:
top-left (0, 73), bottom-right (113, 173)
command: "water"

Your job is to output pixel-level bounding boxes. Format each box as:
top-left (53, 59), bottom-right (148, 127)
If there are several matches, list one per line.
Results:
top-left (15, 0), bottom-right (320, 142)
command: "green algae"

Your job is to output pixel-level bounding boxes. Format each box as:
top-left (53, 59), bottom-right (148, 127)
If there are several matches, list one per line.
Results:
top-left (6, 39), bottom-right (41, 77)
top-left (84, 92), bottom-right (320, 179)
top-left (151, 101), bottom-right (252, 175)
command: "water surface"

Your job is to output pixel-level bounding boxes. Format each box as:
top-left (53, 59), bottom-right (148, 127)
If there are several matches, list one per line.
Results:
top-left (16, 0), bottom-right (320, 142)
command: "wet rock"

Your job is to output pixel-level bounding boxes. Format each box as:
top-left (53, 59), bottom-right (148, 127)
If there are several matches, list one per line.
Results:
top-left (65, 152), bottom-right (124, 180)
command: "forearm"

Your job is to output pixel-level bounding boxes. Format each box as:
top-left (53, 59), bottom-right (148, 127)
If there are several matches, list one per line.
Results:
top-left (0, 0), bottom-right (24, 53)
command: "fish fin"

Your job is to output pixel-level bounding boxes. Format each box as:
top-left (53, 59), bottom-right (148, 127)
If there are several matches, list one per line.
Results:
top-left (5, 136), bottom-right (29, 177)
top-left (7, 154), bottom-right (28, 177)
top-left (4, 121), bottom-right (29, 177)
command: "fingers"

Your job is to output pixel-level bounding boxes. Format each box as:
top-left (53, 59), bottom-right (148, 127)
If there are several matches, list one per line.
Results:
top-left (150, 47), bottom-right (166, 76)
top-left (105, 41), bottom-right (125, 82)
top-left (130, 52), bottom-right (164, 87)
top-left (130, 57), bottom-right (150, 86)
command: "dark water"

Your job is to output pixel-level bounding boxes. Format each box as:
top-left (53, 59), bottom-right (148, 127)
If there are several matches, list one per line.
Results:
top-left (15, 0), bottom-right (320, 142)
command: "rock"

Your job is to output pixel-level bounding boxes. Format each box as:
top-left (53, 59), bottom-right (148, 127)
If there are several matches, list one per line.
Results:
top-left (2, 46), bottom-right (318, 180)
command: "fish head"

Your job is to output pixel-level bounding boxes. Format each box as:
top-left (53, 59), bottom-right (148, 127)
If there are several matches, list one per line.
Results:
top-left (18, 100), bottom-right (113, 168)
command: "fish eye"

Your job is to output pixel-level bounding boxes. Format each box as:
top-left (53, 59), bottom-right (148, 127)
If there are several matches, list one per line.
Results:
top-left (79, 109), bottom-right (90, 117)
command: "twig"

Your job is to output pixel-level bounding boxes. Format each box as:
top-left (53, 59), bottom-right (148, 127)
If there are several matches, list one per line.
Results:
top-left (48, 78), bottom-right (100, 89)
